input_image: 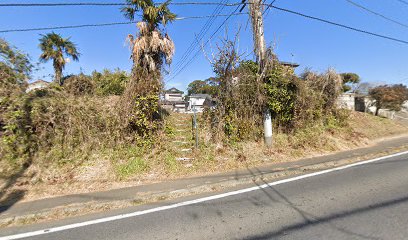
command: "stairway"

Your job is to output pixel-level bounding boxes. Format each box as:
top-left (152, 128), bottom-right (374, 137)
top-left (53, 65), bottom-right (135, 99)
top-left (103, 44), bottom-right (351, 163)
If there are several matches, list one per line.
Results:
top-left (168, 113), bottom-right (195, 167)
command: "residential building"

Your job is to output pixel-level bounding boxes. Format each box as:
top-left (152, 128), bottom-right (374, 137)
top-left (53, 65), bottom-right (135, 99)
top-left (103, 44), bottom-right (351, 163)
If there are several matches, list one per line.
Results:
top-left (26, 80), bottom-right (49, 92)
top-left (337, 93), bottom-right (356, 110)
top-left (164, 87), bottom-right (183, 102)
top-left (187, 94), bottom-right (212, 113)
top-left (162, 87), bottom-right (187, 112)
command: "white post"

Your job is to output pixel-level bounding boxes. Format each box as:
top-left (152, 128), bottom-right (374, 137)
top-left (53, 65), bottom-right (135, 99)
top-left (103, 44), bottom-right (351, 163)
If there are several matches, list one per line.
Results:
top-left (248, 0), bottom-right (272, 147)
top-left (264, 109), bottom-right (272, 146)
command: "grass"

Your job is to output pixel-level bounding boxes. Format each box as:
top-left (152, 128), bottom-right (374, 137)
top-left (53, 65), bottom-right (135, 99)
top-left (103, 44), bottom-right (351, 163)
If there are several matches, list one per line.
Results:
top-left (115, 157), bottom-right (148, 180)
top-left (1, 111), bottom-right (408, 203)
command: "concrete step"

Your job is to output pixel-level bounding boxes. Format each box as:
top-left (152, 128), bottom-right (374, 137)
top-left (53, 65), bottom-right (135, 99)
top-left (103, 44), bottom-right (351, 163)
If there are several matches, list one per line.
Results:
top-left (176, 157), bottom-right (194, 161)
top-left (172, 141), bottom-right (189, 144)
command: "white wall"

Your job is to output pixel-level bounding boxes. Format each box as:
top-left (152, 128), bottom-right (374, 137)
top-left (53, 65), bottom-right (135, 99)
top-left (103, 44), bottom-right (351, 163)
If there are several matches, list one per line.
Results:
top-left (26, 82), bottom-right (48, 92)
top-left (336, 93), bottom-right (355, 110)
top-left (164, 93), bottom-right (183, 102)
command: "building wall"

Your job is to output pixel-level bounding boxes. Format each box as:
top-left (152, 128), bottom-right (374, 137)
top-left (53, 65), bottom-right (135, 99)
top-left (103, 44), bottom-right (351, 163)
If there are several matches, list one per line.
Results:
top-left (26, 82), bottom-right (48, 92)
top-left (188, 97), bottom-right (206, 112)
top-left (336, 93), bottom-right (355, 110)
top-left (402, 101), bottom-right (408, 111)
top-left (164, 93), bottom-right (183, 102)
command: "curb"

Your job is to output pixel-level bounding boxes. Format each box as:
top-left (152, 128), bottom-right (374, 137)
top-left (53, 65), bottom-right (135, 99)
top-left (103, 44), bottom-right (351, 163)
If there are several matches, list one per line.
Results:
top-left (1, 143), bottom-right (408, 228)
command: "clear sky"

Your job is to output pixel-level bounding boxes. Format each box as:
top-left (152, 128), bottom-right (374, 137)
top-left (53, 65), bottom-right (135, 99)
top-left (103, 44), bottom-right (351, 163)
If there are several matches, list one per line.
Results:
top-left (1, 0), bottom-right (408, 92)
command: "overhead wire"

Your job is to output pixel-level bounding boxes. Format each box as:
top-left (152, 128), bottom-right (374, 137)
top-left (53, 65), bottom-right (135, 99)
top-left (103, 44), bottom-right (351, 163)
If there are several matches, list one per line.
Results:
top-left (270, 5), bottom-right (408, 45)
top-left (2, 0), bottom-right (408, 84)
top-left (262, 0), bottom-right (277, 17)
top-left (165, 4), bottom-right (243, 83)
top-left (0, 2), bottom-right (240, 7)
top-left (395, 0), bottom-right (408, 6)
top-left (1, 2), bottom-right (406, 45)
top-left (0, 13), bottom-right (246, 33)
top-left (346, 0), bottom-right (408, 29)
top-left (169, 0), bottom-right (229, 79)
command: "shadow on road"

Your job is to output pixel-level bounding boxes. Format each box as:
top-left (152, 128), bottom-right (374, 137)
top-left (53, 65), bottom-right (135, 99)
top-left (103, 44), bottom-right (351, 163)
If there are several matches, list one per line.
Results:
top-left (242, 166), bottom-right (407, 240)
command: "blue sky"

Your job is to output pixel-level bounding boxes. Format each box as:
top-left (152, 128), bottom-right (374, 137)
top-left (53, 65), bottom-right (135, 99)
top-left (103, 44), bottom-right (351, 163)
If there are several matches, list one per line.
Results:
top-left (1, 0), bottom-right (408, 92)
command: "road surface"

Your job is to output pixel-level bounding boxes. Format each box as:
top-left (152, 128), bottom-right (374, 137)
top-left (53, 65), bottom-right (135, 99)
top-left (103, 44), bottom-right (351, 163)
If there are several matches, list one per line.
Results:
top-left (2, 152), bottom-right (408, 240)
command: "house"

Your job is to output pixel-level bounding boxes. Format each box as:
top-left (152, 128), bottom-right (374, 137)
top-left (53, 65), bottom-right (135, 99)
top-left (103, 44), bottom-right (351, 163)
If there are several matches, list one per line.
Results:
top-left (187, 94), bottom-right (212, 113)
top-left (355, 95), bottom-right (375, 113)
top-left (26, 80), bottom-right (49, 92)
top-left (162, 87), bottom-right (187, 113)
top-left (279, 61), bottom-right (300, 68)
top-left (336, 93), bottom-right (355, 110)
top-left (164, 87), bottom-right (183, 102)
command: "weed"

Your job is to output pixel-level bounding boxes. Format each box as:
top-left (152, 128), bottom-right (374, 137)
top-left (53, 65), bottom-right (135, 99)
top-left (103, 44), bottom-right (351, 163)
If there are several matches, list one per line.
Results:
top-left (116, 157), bottom-right (148, 180)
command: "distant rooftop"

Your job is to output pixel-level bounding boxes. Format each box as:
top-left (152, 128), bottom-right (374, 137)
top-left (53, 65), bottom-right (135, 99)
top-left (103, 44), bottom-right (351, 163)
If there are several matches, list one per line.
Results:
top-left (279, 61), bottom-right (300, 68)
top-left (29, 79), bottom-right (49, 85)
top-left (189, 94), bottom-right (211, 98)
top-left (165, 87), bottom-right (183, 94)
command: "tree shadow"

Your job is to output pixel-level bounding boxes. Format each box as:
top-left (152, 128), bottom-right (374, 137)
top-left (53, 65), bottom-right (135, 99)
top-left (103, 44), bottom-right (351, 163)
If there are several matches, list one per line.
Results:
top-left (243, 166), bottom-right (396, 240)
top-left (0, 159), bottom-right (32, 214)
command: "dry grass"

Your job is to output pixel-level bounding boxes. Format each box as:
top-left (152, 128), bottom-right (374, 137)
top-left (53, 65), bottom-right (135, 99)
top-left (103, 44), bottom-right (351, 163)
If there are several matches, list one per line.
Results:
top-left (1, 111), bottom-right (407, 204)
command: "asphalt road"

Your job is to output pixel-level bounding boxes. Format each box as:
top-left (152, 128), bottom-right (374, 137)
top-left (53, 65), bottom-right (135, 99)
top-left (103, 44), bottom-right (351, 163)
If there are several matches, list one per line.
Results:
top-left (3, 152), bottom-right (408, 240)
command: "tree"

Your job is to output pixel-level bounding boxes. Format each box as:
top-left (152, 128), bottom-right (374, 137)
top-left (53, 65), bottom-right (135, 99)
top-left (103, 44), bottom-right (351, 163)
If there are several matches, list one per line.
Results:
top-left (122, 0), bottom-right (176, 73)
top-left (340, 73), bottom-right (360, 92)
top-left (39, 32), bottom-right (80, 86)
top-left (369, 84), bottom-right (408, 115)
top-left (187, 78), bottom-right (219, 96)
top-left (0, 38), bottom-right (32, 85)
top-left (1, 38), bottom-right (32, 115)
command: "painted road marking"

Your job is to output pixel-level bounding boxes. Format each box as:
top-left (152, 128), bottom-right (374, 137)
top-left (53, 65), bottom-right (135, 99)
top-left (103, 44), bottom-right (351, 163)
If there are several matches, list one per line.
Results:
top-left (2, 150), bottom-right (408, 240)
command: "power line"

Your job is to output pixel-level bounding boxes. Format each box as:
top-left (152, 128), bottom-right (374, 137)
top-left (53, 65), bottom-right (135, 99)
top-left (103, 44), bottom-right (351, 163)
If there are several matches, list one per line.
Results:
top-left (0, 13), bottom-right (246, 33)
top-left (396, 0), bottom-right (408, 6)
top-left (170, 0), bottom-right (229, 77)
top-left (346, 0), bottom-right (408, 29)
top-left (0, 2), bottom-right (241, 7)
top-left (270, 5), bottom-right (408, 45)
top-left (166, 5), bottom-right (242, 83)
top-left (262, 0), bottom-right (277, 17)
top-left (2, 3), bottom-right (405, 45)
top-left (168, 2), bottom-right (408, 82)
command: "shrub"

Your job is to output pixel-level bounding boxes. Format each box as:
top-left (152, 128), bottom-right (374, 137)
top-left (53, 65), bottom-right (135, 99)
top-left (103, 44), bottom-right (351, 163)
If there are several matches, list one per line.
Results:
top-left (92, 69), bottom-right (129, 96)
top-left (63, 74), bottom-right (94, 96)
top-left (369, 84), bottom-right (408, 115)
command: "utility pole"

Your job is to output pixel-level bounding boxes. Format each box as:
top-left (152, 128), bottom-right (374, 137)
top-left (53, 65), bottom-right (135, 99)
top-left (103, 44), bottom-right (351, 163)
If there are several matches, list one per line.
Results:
top-left (245, 0), bottom-right (273, 147)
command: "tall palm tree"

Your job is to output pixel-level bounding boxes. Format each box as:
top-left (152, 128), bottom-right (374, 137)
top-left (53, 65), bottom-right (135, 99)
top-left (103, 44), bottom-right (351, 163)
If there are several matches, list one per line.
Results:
top-left (122, 0), bottom-right (176, 73)
top-left (39, 33), bottom-right (80, 86)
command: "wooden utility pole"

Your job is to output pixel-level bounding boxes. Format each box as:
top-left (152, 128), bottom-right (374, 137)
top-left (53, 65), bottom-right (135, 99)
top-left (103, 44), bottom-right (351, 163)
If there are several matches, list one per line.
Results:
top-left (247, 0), bottom-right (273, 147)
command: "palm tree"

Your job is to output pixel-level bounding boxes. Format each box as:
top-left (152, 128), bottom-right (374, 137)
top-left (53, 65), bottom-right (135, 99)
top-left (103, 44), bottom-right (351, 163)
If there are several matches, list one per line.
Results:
top-left (122, 0), bottom-right (176, 73)
top-left (39, 32), bottom-right (80, 86)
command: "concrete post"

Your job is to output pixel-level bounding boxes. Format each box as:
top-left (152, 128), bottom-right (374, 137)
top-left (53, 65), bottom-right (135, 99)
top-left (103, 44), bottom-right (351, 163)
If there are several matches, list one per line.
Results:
top-left (264, 109), bottom-right (272, 146)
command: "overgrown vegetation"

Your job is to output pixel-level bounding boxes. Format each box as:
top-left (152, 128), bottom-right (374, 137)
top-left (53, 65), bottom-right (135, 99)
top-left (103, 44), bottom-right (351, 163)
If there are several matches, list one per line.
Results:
top-left (369, 84), bottom-right (408, 115)
top-left (201, 36), bottom-right (347, 144)
top-left (1, 0), bottom-right (178, 181)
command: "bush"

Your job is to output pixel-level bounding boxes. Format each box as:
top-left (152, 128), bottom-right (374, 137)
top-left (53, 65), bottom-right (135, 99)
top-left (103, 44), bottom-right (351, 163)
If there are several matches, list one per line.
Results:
top-left (63, 74), bottom-right (94, 96)
top-left (92, 69), bottom-right (129, 96)
top-left (369, 84), bottom-right (408, 115)
top-left (265, 63), bottom-right (298, 129)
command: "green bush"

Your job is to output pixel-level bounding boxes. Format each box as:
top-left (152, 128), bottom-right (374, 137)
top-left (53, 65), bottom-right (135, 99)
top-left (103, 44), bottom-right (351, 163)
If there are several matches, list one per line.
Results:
top-left (92, 69), bottom-right (129, 96)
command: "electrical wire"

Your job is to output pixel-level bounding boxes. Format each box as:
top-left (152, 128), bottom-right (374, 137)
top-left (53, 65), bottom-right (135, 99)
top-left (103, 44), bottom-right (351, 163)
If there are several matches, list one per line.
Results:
top-left (396, 0), bottom-right (408, 6)
top-left (270, 5), bottom-right (408, 45)
top-left (0, 13), bottom-right (246, 33)
top-left (346, 0), bottom-right (408, 29)
top-left (165, 5), bottom-right (243, 83)
top-left (0, 2), bottom-right (241, 7)
top-left (170, 0), bottom-right (229, 77)
top-left (262, 0), bottom-right (277, 17)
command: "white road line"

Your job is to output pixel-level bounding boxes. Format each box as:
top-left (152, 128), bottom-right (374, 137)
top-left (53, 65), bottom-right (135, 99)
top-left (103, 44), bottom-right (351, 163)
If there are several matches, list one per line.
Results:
top-left (2, 150), bottom-right (408, 240)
